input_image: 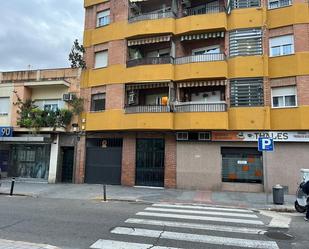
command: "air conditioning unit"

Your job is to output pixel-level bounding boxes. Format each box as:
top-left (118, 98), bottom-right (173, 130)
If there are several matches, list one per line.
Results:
top-left (198, 132), bottom-right (211, 141)
top-left (176, 132), bottom-right (189, 141)
top-left (63, 93), bottom-right (74, 102)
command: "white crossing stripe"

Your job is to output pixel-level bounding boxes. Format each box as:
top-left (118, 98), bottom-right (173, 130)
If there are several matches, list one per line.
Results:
top-left (90, 239), bottom-right (182, 249)
top-left (111, 227), bottom-right (279, 249)
top-left (136, 212), bottom-right (264, 225)
top-left (153, 203), bottom-right (254, 213)
top-left (145, 207), bottom-right (258, 218)
top-left (125, 218), bottom-right (267, 235)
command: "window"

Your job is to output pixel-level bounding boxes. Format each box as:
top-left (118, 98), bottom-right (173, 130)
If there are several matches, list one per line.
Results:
top-left (192, 45), bottom-right (220, 55)
top-left (94, 50), bottom-right (108, 68)
top-left (229, 29), bottom-right (262, 56)
top-left (268, 0), bottom-right (292, 9)
top-left (96, 9), bottom-right (110, 27)
top-left (272, 86), bottom-right (297, 108)
top-left (269, 35), bottom-right (294, 57)
top-left (232, 0), bottom-right (260, 9)
top-left (146, 48), bottom-right (171, 58)
top-left (91, 93), bottom-right (106, 112)
top-left (230, 78), bottom-right (264, 107)
top-left (0, 97), bottom-right (10, 115)
top-left (221, 147), bottom-right (263, 183)
top-left (35, 99), bottom-right (65, 111)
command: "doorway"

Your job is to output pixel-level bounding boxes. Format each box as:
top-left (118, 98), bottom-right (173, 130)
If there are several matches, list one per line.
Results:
top-left (61, 147), bottom-right (74, 183)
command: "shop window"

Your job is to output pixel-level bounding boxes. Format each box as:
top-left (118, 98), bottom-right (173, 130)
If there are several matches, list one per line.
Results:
top-left (91, 93), bottom-right (106, 112)
top-left (221, 147), bottom-right (263, 183)
top-left (96, 9), bottom-right (110, 27)
top-left (229, 29), bottom-right (262, 57)
top-left (268, 0), bottom-right (291, 9)
top-left (230, 78), bottom-right (264, 107)
top-left (272, 86), bottom-right (297, 108)
top-left (0, 97), bottom-right (10, 115)
top-left (94, 50), bottom-right (108, 68)
top-left (269, 35), bottom-right (294, 57)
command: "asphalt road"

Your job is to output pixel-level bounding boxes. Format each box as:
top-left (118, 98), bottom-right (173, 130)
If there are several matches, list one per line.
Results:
top-left (0, 195), bottom-right (304, 249)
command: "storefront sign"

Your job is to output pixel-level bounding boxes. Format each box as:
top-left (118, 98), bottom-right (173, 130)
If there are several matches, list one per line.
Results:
top-left (212, 131), bottom-right (309, 142)
top-left (0, 127), bottom-right (13, 137)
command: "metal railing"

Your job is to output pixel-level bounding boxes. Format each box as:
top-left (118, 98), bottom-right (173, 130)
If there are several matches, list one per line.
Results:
top-left (268, 0), bottom-right (292, 9)
top-left (174, 53), bottom-right (225, 65)
top-left (174, 102), bottom-right (227, 112)
top-left (129, 11), bottom-right (176, 23)
top-left (185, 5), bottom-right (225, 16)
top-left (126, 57), bottom-right (174, 67)
top-left (125, 105), bottom-right (170, 113)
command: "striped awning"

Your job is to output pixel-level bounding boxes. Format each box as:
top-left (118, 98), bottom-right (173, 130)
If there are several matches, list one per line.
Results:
top-left (126, 82), bottom-right (170, 90)
top-left (181, 32), bottom-right (225, 41)
top-left (178, 80), bottom-right (227, 88)
top-left (128, 35), bottom-right (171, 46)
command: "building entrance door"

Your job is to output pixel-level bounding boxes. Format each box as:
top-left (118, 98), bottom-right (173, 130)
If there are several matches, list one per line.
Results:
top-left (61, 147), bottom-right (74, 183)
top-left (136, 138), bottom-right (165, 187)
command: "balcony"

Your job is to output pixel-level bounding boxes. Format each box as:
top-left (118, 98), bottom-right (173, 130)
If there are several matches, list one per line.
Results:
top-left (174, 102), bottom-right (227, 112)
top-left (126, 56), bottom-right (174, 67)
top-left (174, 53), bottom-right (225, 64)
top-left (125, 105), bottom-right (170, 113)
top-left (129, 11), bottom-right (176, 23)
top-left (185, 5), bottom-right (225, 16)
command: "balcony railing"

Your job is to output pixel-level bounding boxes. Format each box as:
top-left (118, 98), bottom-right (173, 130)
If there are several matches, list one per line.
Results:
top-left (174, 102), bottom-right (227, 112)
top-left (268, 0), bottom-right (291, 9)
top-left (185, 5), bottom-right (225, 16)
top-left (129, 11), bottom-right (176, 23)
top-left (127, 56), bottom-right (174, 67)
top-left (125, 105), bottom-right (170, 113)
top-left (174, 53), bottom-right (225, 65)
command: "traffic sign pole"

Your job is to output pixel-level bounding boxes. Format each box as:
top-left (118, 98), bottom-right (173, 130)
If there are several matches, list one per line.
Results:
top-left (263, 151), bottom-right (269, 204)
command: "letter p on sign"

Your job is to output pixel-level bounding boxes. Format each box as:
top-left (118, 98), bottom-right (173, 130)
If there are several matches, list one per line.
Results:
top-left (258, 138), bottom-right (274, 152)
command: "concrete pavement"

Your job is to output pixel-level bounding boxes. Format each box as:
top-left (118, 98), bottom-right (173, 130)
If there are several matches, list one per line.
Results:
top-left (0, 179), bottom-right (296, 211)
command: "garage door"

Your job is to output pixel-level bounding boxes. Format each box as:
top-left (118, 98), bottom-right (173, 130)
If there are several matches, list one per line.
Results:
top-left (85, 138), bottom-right (122, 184)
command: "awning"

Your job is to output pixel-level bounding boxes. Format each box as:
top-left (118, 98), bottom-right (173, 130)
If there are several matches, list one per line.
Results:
top-left (126, 82), bottom-right (170, 90)
top-left (181, 32), bottom-right (225, 41)
top-left (177, 80), bottom-right (227, 88)
top-left (128, 35), bottom-right (171, 46)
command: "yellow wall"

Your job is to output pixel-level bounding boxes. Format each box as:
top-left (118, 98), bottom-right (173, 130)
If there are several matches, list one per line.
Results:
top-left (228, 56), bottom-right (267, 78)
top-left (271, 107), bottom-right (309, 130)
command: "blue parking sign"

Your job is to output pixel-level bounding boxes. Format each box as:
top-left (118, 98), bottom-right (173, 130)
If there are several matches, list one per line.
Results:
top-left (258, 138), bottom-right (274, 152)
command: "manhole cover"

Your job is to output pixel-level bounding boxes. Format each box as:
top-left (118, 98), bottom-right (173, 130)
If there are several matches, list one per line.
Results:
top-left (265, 231), bottom-right (294, 240)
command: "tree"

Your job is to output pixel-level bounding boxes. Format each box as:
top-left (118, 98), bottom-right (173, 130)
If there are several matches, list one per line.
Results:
top-left (69, 39), bottom-right (86, 69)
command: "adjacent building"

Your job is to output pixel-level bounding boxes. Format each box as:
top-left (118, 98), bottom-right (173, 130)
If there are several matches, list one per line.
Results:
top-left (0, 68), bottom-right (82, 183)
top-left (79, 0), bottom-right (309, 194)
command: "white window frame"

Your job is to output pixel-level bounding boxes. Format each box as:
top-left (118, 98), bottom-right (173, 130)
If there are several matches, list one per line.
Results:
top-left (0, 97), bottom-right (10, 115)
top-left (96, 9), bottom-right (110, 27)
top-left (94, 50), bottom-right (108, 68)
top-left (269, 35), bottom-right (294, 57)
top-left (271, 86), bottom-right (297, 108)
top-left (268, 0), bottom-right (292, 10)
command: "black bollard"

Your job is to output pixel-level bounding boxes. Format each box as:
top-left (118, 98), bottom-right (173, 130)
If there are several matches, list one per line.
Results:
top-left (10, 178), bottom-right (15, 196)
top-left (103, 184), bottom-right (107, 201)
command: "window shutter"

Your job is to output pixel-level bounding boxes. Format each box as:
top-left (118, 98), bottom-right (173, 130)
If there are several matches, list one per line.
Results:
top-left (0, 97), bottom-right (10, 114)
top-left (272, 86), bottom-right (296, 96)
top-left (95, 50), bottom-right (108, 68)
top-left (269, 35), bottom-right (294, 47)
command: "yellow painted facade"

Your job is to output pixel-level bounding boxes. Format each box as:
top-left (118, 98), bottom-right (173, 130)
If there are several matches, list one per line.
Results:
top-left (83, 1), bottom-right (309, 132)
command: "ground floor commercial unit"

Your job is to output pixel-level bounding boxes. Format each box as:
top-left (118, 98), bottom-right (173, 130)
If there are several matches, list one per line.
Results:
top-left (80, 131), bottom-right (309, 194)
top-left (0, 133), bottom-right (78, 184)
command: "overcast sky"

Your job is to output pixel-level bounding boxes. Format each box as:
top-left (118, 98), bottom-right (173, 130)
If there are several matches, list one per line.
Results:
top-left (0, 0), bottom-right (84, 72)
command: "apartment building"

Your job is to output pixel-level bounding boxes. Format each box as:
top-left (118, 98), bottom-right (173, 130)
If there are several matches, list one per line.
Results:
top-left (0, 68), bottom-right (81, 183)
top-left (81, 0), bottom-right (309, 194)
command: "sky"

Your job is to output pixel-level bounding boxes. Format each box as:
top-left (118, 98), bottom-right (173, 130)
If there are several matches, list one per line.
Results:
top-left (0, 0), bottom-right (84, 72)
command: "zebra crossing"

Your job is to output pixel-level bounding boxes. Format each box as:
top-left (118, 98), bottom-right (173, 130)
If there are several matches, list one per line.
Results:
top-left (90, 203), bottom-right (279, 249)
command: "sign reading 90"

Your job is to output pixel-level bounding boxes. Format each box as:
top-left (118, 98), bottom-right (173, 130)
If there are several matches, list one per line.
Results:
top-left (0, 127), bottom-right (13, 137)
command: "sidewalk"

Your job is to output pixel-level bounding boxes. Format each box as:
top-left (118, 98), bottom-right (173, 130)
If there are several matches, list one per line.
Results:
top-left (0, 179), bottom-right (295, 211)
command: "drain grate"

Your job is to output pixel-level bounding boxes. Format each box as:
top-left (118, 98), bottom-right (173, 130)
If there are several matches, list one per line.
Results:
top-left (265, 231), bottom-right (294, 240)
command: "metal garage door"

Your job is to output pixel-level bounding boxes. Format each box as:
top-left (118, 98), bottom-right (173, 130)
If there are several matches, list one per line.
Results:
top-left (85, 138), bottom-right (122, 184)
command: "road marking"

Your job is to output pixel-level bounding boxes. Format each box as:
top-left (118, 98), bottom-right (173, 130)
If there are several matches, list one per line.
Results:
top-left (111, 227), bottom-right (279, 249)
top-left (146, 207), bottom-right (258, 218)
top-left (153, 203), bottom-right (253, 213)
top-left (136, 212), bottom-right (264, 225)
top-left (90, 239), bottom-right (182, 249)
top-left (260, 211), bottom-right (291, 228)
top-left (125, 218), bottom-right (266, 234)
